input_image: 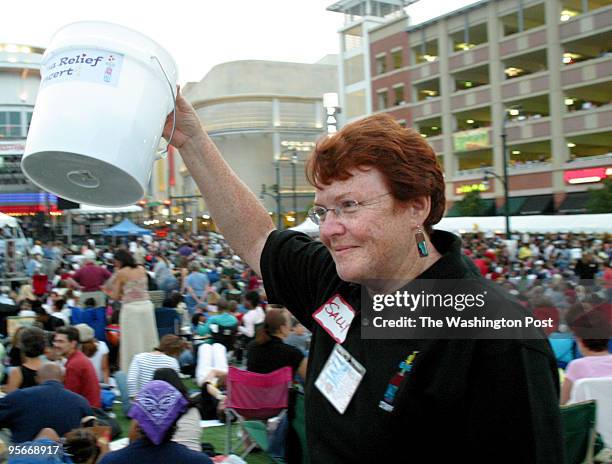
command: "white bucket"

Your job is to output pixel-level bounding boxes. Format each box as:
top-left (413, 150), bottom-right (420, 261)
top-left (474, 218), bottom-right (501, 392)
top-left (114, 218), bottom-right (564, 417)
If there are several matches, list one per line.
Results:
top-left (22, 21), bottom-right (178, 207)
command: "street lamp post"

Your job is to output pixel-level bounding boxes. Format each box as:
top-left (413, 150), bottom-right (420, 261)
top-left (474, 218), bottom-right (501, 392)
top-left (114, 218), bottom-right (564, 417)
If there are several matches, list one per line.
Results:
top-left (482, 107), bottom-right (512, 238)
top-left (501, 107), bottom-right (523, 236)
top-left (275, 159), bottom-right (282, 229)
top-left (483, 167), bottom-right (508, 230)
top-left (291, 151), bottom-right (298, 215)
top-left (260, 163), bottom-right (283, 230)
top-left (501, 111), bottom-right (511, 238)
top-left (484, 108), bottom-right (516, 238)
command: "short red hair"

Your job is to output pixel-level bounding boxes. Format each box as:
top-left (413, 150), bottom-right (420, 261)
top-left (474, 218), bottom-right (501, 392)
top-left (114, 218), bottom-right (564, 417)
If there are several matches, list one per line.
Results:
top-left (306, 114), bottom-right (445, 233)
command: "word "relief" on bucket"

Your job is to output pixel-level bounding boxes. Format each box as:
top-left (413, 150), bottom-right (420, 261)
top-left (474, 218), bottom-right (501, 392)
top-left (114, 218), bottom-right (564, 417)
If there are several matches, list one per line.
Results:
top-left (41, 49), bottom-right (124, 88)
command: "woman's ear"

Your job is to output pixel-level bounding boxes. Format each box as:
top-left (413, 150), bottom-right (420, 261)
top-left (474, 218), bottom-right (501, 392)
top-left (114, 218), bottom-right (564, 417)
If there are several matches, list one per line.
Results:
top-left (405, 196), bottom-right (431, 228)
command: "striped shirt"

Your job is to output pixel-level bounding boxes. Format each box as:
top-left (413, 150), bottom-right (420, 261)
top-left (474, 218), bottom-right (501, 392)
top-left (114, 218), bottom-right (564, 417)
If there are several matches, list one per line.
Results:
top-left (127, 352), bottom-right (180, 397)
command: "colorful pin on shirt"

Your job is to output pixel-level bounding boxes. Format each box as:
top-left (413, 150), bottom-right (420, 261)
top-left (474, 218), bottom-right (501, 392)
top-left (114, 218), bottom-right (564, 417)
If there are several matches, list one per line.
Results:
top-left (378, 351), bottom-right (419, 413)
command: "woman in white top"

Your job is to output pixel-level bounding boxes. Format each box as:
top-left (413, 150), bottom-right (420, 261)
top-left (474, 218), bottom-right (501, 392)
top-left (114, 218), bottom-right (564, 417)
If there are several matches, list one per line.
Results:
top-left (238, 291), bottom-right (265, 339)
top-left (75, 323), bottom-right (110, 384)
top-left (51, 299), bottom-right (71, 326)
top-left (127, 334), bottom-right (182, 398)
top-left (153, 368), bottom-right (202, 452)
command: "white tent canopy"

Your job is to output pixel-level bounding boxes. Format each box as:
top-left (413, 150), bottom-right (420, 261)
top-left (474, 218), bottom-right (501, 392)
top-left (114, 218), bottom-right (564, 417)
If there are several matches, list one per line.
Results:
top-left (0, 212), bottom-right (18, 228)
top-left (72, 204), bottom-right (142, 215)
top-left (436, 214), bottom-right (612, 234)
top-left (290, 217), bottom-right (319, 236)
top-left (291, 214), bottom-right (611, 236)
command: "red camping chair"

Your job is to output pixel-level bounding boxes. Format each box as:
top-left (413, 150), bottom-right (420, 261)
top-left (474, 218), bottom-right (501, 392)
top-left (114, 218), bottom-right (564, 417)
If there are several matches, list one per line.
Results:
top-left (224, 366), bottom-right (292, 457)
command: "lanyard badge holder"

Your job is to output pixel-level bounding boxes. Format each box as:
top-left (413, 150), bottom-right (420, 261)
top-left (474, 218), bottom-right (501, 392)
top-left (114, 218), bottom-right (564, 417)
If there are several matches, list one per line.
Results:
top-left (315, 344), bottom-right (366, 414)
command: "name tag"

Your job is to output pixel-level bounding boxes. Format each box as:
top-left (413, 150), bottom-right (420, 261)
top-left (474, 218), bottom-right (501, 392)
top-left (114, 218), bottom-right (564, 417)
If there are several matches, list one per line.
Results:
top-left (315, 344), bottom-right (365, 414)
top-left (313, 294), bottom-right (355, 344)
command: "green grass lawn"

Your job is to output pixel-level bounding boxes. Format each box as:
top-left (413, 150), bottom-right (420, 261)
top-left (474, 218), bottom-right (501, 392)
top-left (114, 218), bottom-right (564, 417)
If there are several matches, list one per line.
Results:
top-left (111, 379), bottom-right (272, 464)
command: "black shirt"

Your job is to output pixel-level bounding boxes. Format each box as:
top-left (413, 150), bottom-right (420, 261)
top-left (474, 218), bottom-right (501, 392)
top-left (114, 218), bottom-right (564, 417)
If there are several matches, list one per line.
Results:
top-left (246, 336), bottom-right (304, 375)
top-left (8, 346), bottom-right (21, 367)
top-left (19, 366), bottom-right (37, 389)
top-left (261, 229), bottom-right (563, 463)
top-left (574, 259), bottom-right (598, 282)
top-left (40, 314), bottom-right (65, 332)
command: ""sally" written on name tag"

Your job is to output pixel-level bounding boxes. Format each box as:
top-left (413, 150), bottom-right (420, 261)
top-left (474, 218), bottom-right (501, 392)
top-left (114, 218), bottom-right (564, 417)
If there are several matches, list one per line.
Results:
top-left (313, 294), bottom-right (356, 344)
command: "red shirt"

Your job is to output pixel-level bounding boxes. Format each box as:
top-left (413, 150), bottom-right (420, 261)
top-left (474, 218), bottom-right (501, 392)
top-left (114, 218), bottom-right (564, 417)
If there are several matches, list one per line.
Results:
top-left (32, 274), bottom-right (48, 296)
top-left (473, 258), bottom-right (489, 277)
top-left (73, 263), bottom-right (111, 292)
top-left (64, 349), bottom-right (101, 408)
top-left (604, 268), bottom-right (612, 290)
top-left (484, 250), bottom-right (497, 262)
top-left (247, 275), bottom-right (260, 291)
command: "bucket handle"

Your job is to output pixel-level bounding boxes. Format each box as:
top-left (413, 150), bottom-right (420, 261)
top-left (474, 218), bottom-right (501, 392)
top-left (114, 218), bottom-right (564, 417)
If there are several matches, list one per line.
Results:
top-left (150, 55), bottom-right (176, 160)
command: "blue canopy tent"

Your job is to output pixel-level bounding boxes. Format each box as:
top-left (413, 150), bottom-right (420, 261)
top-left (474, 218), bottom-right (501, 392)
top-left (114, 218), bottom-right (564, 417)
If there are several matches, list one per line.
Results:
top-left (101, 219), bottom-right (151, 237)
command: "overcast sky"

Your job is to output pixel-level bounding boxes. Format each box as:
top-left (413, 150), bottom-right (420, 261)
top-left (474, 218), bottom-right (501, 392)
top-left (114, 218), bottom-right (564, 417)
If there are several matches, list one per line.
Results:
top-left (2, 0), bottom-right (476, 84)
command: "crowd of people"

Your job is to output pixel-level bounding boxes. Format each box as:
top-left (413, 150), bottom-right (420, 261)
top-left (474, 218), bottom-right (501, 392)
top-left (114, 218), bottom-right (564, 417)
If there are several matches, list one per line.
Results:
top-left (0, 96), bottom-right (610, 463)
top-left (0, 218), bottom-right (609, 462)
top-left (0, 230), bottom-right (314, 462)
top-left (461, 231), bottom-right (612, 406)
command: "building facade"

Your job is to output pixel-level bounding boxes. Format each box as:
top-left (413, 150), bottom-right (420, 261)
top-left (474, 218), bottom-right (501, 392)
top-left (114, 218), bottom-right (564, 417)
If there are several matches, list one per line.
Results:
top-left (328, 0), bottom-right (415, 124)
top-left (337, 0), bottom-right (612, 214)
top-left (0, 43), bottom-right (61, 221)
top-left (179, 59), bottom-right (337, 228)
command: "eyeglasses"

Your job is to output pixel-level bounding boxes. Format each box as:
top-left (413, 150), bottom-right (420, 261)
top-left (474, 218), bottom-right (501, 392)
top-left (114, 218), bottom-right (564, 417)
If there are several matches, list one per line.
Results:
top-left (308, 192), bottom-right (392, 225)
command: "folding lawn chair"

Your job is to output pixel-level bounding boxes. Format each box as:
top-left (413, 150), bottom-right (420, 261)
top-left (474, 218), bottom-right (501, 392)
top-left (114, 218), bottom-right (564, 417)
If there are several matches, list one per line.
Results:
top-left (224, 366), bottom-right (292, 458)
top-left (560, 400), bottom-right (597, 464)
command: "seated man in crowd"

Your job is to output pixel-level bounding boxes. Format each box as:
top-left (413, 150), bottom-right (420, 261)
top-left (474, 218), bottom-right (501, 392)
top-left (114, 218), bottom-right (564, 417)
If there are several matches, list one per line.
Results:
top-left (193, 299), bottom-right (237, 384)
top-left (196, 298), bottom-right (238, 339)
top-left (34, 301), bottom-right (65, 332)
top-left (72, 257), bottom-right (111, 307)
top-left (0, 364), bottom-right (93, 443)
top-left (54, 326), bottom-right (101, 408)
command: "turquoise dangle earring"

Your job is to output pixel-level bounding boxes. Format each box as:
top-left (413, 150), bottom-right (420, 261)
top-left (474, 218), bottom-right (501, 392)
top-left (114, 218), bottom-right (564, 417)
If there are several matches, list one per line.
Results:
top-left (415, 225), bottom-right (428, 258)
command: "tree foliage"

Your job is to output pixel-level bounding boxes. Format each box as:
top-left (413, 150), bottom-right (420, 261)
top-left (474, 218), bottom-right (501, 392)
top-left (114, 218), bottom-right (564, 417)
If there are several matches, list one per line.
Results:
top-left (586, 178), bottom-right (612, 214)
top-left (455, 190), bottom-right (489, 216)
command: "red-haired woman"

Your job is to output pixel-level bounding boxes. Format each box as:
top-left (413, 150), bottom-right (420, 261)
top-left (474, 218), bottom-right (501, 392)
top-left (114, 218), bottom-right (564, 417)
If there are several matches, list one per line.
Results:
top-left (159, 93), bottom-right (563, 463)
